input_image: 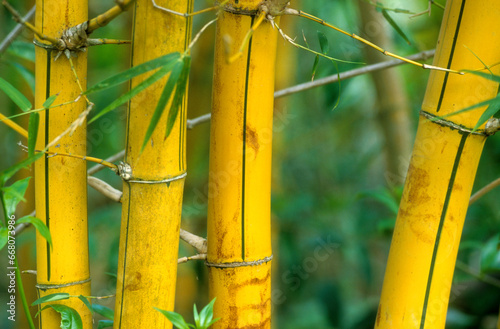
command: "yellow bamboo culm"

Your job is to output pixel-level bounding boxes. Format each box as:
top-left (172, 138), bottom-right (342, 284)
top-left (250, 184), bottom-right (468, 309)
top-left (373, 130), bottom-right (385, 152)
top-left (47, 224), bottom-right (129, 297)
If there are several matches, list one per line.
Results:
top-left (113, 0), bottom-right (193, 328)
top-left (34, 0), bottom-right (91, 327)
top-left (375, 1), bottom-right (500, 328)
top-left (207, 1), bottom-right (278, 328)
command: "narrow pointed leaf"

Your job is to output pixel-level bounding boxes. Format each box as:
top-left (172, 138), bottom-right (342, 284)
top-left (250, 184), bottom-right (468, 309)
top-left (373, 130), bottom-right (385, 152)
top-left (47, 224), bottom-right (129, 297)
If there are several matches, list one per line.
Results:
top-left (317, 31), bottom-right (329, 55)
top-left (381, 10), bottom-right (411, 45)
top-left (0, 77), bottom-right (32, 112)
top-left (465, 70), bottom-right (500, 84)
top-left (141, 59), bottom-right (184, 152)
top-left (78, 295), bottom-right (93, 315)
top-left (85, 52), bottom-right (181, 95)
top-left (47, 304), bottom-right (83, 329)
top-left (97, 320), bottom-right (114, 329)
top-left (0, 152), bottom-right (44, 185)
top-left (7, 41), bottom-right (36, 62)
top-left (311, 55), bottom-right (319, 81)
top-left (92, 304), bottom-right (114, 320)
top-left (0, 227), bottom-right (8, 250)
top-left (473, 94), bottom-right (500, 131)
top-left (165, 57), bottom-right (191, 140)
top-left (199, 298), bottom-right (217, 326)
top-left (154, 307), bottom-right (190, 329)
top-left (32, 293), bottom-right (70, 306)
top-left (89, 64), bottom-right (174, 124)
top-left (7, 62), bottom-right (35, 93)
top-left (1, 177), bottom-right (31, 217)
top-left (28, 112), bottom-right (39, 157)
top-left (193, 303), bottom-right (200, 327)
top-left (16, 216), bottom-right (52, 248)
top-left (43, 94), bottom-right (59, 109)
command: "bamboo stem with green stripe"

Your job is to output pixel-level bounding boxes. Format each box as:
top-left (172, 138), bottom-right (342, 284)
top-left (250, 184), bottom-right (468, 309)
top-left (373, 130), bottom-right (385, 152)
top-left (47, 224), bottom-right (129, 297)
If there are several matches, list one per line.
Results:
top-left (375, 1), bottom-right (500, 328)
top-left (113, 0), bottom-right (192, 328)
top-left (34, 0), bottom-right (91, 327)
top-left (207, 1), bottom-right (278, 328)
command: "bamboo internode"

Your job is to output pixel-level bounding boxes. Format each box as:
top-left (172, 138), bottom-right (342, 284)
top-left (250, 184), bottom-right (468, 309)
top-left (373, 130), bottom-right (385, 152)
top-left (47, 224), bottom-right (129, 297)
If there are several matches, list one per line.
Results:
top-left (375, 1), bottom-right (500, 328)
top-left (34, 0), bottom-right (91, 327)
top-left (113, 0), bottom-right (193, 328)
top-left (207, 1), bottom-right (278, 327)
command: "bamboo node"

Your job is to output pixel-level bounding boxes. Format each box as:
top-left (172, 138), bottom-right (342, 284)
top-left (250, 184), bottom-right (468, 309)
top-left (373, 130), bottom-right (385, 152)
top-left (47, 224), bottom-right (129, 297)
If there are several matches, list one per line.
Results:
top-left (36, 278), bottom-right (91, 291)
top-left (420, 111), bottom-right (488, 136)
top-left (205, 255), bottom-right (273, 268)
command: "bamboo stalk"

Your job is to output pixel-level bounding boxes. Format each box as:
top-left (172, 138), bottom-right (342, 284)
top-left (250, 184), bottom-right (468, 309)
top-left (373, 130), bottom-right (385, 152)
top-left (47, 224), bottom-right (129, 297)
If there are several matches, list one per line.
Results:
top-left (375, 1), bottom-right (500, 328)
top-left (34, 0), bottom-right (91, 327)
top-left (113, 0), bottom-right (193, 328)
top-left (207, 1), bottom-right (278, 327)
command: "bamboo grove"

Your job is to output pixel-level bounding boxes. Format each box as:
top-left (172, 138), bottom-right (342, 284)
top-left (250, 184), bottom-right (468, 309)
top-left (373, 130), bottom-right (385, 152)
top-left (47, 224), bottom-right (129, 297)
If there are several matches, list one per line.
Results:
top-left (0, 0), bottom-right (499, 329)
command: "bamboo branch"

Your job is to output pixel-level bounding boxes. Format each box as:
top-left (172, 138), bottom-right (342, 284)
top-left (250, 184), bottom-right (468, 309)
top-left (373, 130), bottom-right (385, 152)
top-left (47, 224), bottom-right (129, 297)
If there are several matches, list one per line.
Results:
top-left (186, 113), bottom-right (211, 129)
top-left (0, 113), bottom-right (28, 138)
top-left (274, 49), bottom-right (436, 98)
top-left (178, 254), bottom-right (207, 264)
top-left (0, 4), bottom-right (35, 54)
top-left (87, 176), bottom-right (122, 202)
top-left (180, 228), bottom-right (207, 254)
top-left (455, 260), bottom-right (500, 289)
top-left (469, 177), bottom-right (500, 205)
top-left (87, 150), bottom-right (125, 175)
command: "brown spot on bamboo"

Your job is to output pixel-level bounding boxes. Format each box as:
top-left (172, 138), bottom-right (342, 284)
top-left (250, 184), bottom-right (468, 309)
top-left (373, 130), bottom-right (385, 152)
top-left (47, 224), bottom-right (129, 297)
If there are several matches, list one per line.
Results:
top-left (125, 271), bottom-right (142, 291)
top-left (246, 125), bottom-right (260, 154)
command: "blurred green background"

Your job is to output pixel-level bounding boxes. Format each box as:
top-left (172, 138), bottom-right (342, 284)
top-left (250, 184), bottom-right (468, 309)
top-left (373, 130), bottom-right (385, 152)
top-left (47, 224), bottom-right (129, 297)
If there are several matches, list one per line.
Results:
top-left (0, 0), bottom-right (499, 328)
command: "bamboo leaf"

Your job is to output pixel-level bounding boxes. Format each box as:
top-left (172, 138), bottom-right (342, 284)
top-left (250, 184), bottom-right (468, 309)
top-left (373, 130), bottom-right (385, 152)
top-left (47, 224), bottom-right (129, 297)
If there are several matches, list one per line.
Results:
top-left (97, 320), bottom-right (114, 329)
top-left (32, 293), bottom-right (70, 306)
top-left (89, 64), bottom-right (174, 124)
top-left (165, 57), bottom-right (191, 140)
top-left (6, 41), bottom-right (36, 62)
top-left (317, 31), bottom-right (329, 55)
top-left (473, 94), bottom-right (500, 131)
top-left (78, 295), bottom-right (93, 315)
top-left (480, 234), bottom-right (500, 273)
top-left (6, 62), bottom-right (35, 93)
top-left (381, 10), bottom-right (411, 45)
top-left (0, 77), bottom-right (32, 112)
top-left (193, 304), bottom-right (200, 327)
top-left (198, 298), bottom-right (218, 328)
top-left (47, 304), bottom-right (83, 329)
top-left (1, 177), bottom-right (31, 217)
top-left (85, 52), bottom-right (181, 95)
top-left (0, 227), bottom-right (7, 250)
top-left (140, 59), bottom-right (184, 152)
top-left (154, 307), bottom-right (190, 329)
top-left (28, 112), bottom-right (39, 157)
top-left (0, 152), bottom-right (44, 185)
top-left (16, 216), bottom-right (52, 249)
top-left (465, 70), bottom-right (500, 84)
top-left (43, 94), bottom-right (59, 109)
top-left (311, 55), bottom-right (319, 81)
top-left (92, 304), bottom-right (114, 320)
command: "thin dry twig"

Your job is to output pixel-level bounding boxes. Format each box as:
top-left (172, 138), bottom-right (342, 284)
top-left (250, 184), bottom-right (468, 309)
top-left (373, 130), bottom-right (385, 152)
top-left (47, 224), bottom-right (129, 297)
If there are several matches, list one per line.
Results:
top-left (0, 4), bottom-right (35, 54)
top-left (88, 176), bottom-right (122, 202)
top-left (178, 254), bottom-right (207, 264)
top-left (469, 177), bottom-right (500, 205)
